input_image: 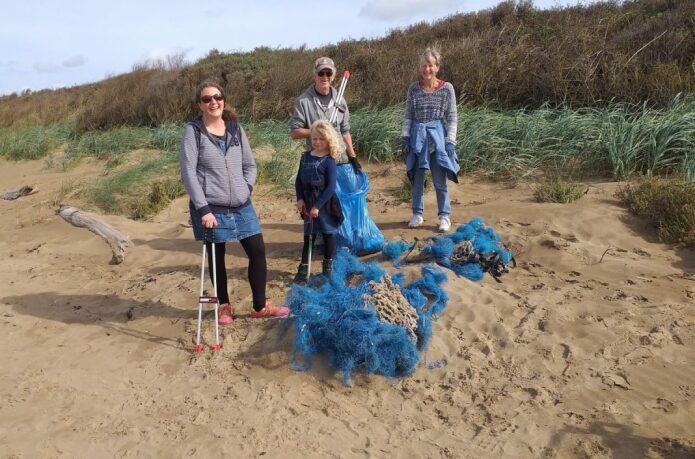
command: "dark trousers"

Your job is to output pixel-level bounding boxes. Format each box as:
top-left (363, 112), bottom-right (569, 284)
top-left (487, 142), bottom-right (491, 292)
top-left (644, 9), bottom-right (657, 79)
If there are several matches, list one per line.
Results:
top-left (301, 233), bottom-right (334, 263)
top-left (206, 233), bottom-right (267, 311)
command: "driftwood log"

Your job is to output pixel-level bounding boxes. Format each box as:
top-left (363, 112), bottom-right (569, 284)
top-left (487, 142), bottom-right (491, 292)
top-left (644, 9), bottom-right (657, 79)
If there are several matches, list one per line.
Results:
top-left (58, 205), bottom-right (130, 264)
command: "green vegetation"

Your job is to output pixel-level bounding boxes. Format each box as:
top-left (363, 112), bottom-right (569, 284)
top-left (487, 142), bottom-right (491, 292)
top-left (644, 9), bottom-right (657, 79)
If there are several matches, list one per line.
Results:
top-left (1, 1), bottom-right (693, 128)
top-left (0, 0), bottom-right (693, 227)
top-left (134, 178), bottom-right (187, 220)
top-left (1, 96), bottom-right (693, 218)
top-left (617, 177), bottom-right (695, 245)
top-left (82, 151), bottom-right (181, 218)
top-left (533, 179), bottom-right (585, 203)
top-left (0, 125), bottom-right (75, 160)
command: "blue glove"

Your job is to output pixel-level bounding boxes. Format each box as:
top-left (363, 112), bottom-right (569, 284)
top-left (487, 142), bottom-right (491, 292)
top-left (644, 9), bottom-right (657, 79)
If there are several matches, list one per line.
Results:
top-left (445, 142), bottom-right (456, 157)
top-left (401, 137), bottom-right (410, 156)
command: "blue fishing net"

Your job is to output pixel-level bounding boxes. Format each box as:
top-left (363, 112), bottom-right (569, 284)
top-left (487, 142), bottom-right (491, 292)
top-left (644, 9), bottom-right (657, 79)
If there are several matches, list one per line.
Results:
top-left (283, 217), bottom-right (513, 384)
top-left (381, 217), bottom-right (514, 281)
top-left (284, 249), bottom-right (447, 385)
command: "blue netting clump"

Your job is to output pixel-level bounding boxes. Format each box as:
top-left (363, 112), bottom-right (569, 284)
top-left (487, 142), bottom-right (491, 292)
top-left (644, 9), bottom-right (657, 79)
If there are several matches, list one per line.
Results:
top-left (381, 217), bottom-right (514, 282)
top-left (284, 248), bottom-right (447, 385)
top-left (283, 217), bottom-right (513, 384)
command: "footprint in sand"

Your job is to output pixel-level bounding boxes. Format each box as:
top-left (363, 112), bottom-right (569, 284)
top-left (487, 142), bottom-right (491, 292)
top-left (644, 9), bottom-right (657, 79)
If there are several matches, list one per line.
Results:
top-left (646, 398), bottom-right (676, 413)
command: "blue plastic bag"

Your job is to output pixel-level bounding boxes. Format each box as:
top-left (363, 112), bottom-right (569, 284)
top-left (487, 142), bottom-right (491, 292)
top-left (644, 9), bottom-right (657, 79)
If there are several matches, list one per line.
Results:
top-left (334, 163), bottom-right (385, 255)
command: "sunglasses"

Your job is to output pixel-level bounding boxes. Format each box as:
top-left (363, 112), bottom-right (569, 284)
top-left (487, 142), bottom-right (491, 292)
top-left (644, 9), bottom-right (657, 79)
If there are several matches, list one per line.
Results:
top-left (200, 93), bottom-right (224, 104)
top-left (317, 70), bottom-right (333, 77)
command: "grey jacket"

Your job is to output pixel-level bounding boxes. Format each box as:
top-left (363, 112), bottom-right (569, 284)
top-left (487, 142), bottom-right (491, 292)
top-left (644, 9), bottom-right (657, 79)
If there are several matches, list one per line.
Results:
top-left (289, 85), bottom-right (351, 163)
top-left (180, 116), bottom-right (257, 216)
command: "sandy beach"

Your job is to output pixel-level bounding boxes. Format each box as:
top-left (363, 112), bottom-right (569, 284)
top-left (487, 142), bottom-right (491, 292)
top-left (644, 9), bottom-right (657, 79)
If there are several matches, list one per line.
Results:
top-left (1, 156), bottom-right (694, 458)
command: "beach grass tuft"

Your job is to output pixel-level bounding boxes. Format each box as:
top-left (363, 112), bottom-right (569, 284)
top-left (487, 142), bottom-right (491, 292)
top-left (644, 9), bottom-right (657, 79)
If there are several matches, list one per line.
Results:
top-left (534, 179), bottom-right (585, 203)
top-left (617, 176), bottom-right (695, 245)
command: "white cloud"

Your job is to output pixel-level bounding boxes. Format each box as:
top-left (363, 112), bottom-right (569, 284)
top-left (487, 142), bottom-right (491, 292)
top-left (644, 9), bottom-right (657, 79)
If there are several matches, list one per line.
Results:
top-left (62, 55), bottom-right (85, 67)
top-left (33, 63), bottom-right (61, 73)
top-left (359, 0), bottom-right (462, 21)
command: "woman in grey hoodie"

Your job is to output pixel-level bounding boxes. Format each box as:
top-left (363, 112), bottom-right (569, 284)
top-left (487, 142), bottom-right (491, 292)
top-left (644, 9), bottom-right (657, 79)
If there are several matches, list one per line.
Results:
top-left (180, 81), bottom-right (289, 324)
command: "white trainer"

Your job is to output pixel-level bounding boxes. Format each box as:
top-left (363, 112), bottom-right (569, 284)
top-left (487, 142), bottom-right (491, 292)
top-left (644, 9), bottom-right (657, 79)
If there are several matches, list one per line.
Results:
top-left (438, 216), bottom-right (451, 233)
top-left (408, 214), bottom-right (424, 228)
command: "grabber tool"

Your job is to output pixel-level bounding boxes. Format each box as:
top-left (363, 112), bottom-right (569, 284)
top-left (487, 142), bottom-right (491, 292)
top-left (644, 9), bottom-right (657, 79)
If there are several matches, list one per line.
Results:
top-left (329, 70), bottom-right (351, 125)
top-left (302, 207), bottom-right (315, 279)
top-left (194, 238), bottom-right (221, 353)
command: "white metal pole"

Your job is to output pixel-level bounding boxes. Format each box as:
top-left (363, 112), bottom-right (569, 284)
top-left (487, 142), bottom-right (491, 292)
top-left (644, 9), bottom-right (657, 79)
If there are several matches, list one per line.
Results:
top-left (194, 243), bottom-right (206, 353)
top-left (211, 242), bottom-right (221, 351)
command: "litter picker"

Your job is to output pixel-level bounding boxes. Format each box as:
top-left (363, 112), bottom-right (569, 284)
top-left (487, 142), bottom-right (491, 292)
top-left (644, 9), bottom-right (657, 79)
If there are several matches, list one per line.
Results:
top-left (194, 236), bottom-right (221, 353)
top-left (329, 70), bottom-right (350, 125)
top-left (302, 207), bottom-right (315, 279)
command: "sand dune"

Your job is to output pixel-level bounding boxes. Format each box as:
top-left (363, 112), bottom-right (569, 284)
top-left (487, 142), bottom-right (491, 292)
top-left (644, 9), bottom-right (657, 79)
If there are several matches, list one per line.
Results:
top-left (1, 157), bottom-right (694, 458)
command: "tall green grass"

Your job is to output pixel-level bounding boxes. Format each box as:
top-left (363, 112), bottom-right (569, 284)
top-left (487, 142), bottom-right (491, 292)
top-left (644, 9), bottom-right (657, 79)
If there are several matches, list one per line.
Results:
top-left (83, 150), bottom-right (183, 218)
top-left (0, 125), bottom-right (76, 160)
top-left (2, 98), bottom-right (693, 219)
top-left (246, 119), bottom-right (302, 188)
top-left (3, 97), bottom-right (693, 183)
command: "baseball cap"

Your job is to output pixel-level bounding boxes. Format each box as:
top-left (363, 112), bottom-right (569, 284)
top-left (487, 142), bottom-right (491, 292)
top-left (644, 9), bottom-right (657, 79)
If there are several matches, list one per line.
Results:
top-left (313, 57), bottom-right (336, 74)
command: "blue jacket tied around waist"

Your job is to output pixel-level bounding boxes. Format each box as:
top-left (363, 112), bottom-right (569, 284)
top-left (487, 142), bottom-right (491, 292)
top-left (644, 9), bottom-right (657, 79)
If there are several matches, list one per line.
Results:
top-left (406, 120), bottom-right (460, 184)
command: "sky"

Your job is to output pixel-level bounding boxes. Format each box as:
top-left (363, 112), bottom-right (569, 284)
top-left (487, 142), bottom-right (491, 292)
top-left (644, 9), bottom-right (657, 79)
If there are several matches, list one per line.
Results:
top-left (0, 0), bottom-right (601, 96)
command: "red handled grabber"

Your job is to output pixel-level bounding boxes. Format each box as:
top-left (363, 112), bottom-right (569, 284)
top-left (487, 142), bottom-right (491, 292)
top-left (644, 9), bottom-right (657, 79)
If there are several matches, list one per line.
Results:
top-left (194, 236), bottom-right (222, 353)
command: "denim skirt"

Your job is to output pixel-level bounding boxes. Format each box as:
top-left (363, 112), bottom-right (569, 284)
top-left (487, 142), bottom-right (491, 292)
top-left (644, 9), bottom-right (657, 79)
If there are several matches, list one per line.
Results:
top-left (303, 209), bottom-right (340, 236)
top-left (190, 201), bottom-right (262, 242)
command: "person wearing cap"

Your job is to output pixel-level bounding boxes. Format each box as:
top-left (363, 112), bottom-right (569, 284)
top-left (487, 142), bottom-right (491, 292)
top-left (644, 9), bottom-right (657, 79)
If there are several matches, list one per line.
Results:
top-left (290, 57), bottom-right (386, 257)
top-left (289, 57), bottom-right (358, 167)
top-left (401, 47), bottom-right (460, 233)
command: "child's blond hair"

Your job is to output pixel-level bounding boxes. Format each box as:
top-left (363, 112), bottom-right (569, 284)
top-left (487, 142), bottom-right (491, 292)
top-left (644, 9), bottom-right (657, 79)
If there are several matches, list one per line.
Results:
top-left (310, 120), bottom-right (340, 161)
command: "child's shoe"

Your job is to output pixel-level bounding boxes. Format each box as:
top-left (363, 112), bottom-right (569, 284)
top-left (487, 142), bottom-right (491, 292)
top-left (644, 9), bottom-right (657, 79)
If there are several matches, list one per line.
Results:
top-left (250, 302), bottom-right (290, 319)
top-left (322, 258), bottom-right (333, 279)
top-left (293, 263), bottom-right (309, 284)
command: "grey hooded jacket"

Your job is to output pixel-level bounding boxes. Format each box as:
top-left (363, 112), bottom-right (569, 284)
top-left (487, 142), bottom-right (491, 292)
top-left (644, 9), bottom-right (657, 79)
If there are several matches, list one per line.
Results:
top-left (179, 116), bottom-right (257, 216)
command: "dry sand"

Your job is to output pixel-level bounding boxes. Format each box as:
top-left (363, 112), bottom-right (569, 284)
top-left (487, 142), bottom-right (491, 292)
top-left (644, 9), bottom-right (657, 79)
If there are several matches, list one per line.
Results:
top-left (1, 156), bottom-right (694, 458)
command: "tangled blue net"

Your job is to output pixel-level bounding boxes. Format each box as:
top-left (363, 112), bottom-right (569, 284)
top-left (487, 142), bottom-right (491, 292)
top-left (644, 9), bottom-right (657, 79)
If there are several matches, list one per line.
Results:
top-left (382, 216), bottom-right (514, 281)
top-left (284, 217), bottom-right (512, 384)
top-left (283, 248), bottom-right (447, 385)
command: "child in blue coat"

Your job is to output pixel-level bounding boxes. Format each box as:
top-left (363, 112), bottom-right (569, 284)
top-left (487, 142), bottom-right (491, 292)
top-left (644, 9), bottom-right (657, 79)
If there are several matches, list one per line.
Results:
top-left (294, 120), bottom-right (344, 283)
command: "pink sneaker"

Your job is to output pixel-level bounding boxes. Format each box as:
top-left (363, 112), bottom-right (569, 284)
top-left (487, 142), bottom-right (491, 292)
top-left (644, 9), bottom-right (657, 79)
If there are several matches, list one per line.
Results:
top-left (250, 302), bottom-right (290, 319)
top-left (218, 304), bottom-right (234, 325)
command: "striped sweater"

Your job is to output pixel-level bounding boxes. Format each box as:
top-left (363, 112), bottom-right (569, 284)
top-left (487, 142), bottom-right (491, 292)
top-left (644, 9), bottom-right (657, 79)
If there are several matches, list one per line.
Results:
top-left (401, 81), bottom-right (458, 145)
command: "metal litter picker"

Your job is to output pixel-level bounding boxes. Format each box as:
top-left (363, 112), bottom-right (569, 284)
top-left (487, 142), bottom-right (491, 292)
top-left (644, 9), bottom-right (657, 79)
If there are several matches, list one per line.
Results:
top-left (302, 207), bottom-right (315, 279)
top-left (194, 239), bottom-right (221, 353)
top-left (329, 70), bottom-right (350, 125)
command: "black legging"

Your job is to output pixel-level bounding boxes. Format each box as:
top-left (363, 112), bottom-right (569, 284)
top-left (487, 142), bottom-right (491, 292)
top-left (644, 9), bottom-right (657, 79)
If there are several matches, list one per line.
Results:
top-left (206, 233), bottom-right (267, 312)
top-left (301, 233), bottom-right (335, 263)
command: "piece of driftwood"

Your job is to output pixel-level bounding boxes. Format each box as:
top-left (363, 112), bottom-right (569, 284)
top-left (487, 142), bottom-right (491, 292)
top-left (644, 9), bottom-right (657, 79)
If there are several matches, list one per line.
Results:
top-left (58, 205), bottom-right (130, 264)
top-left (2, 185), bottom-right (38, 200)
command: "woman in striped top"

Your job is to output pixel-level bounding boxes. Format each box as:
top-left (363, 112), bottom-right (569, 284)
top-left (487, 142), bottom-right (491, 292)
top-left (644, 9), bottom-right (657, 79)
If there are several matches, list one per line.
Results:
top-left (401, 48), bottom-right (460, 233)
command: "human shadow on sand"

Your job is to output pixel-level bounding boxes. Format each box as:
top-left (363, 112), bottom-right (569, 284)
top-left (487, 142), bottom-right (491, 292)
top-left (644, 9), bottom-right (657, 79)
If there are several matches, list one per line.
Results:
top-left (3, 292), bottom-right (192, 349)
top-left (231, 317), bottom-right (345, 383)
top-left (616, 208), bottom-right (695, 273)
top-left (133, 237), bottom-right (303, 261)
top-left (548, 421), bottom-right (695, 458)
